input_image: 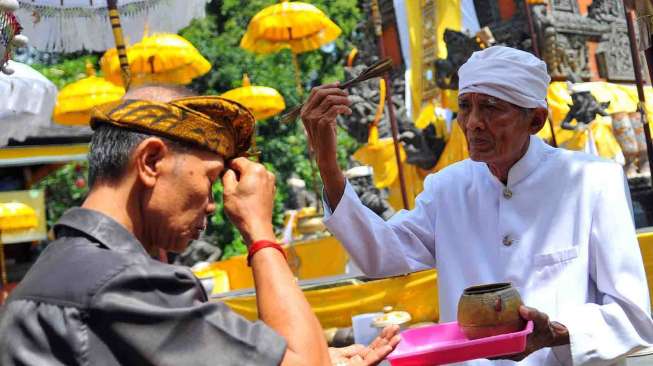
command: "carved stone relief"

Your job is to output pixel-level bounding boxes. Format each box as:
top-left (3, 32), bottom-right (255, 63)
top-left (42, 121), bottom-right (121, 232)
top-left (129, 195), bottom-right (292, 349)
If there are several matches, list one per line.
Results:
top-left (529, 0), bottom-right (634, 82)
top-left (596, 23), bottom-right (636, 81)
top-left (552, 0), bottom-right (579, 13)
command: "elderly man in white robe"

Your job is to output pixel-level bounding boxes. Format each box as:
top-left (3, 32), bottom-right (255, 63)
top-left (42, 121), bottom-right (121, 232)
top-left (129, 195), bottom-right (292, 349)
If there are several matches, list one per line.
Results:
top-left (300, 46), bottom-right (653, 365)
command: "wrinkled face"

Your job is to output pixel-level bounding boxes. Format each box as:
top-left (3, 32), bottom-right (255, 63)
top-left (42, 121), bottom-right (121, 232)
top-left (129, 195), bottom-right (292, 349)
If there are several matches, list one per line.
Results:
top-left (143, 146), bottom-right (223, 253)
top-left (457, 93), bottom-right (534, 166)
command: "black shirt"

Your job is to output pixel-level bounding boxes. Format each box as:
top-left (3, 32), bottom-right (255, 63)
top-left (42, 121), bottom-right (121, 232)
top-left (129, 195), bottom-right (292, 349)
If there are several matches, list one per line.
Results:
top-left (0, 208), bottom-right (286, 365)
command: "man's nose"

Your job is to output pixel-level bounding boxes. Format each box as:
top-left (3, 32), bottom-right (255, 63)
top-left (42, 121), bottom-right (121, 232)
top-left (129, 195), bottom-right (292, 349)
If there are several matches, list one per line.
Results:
top-left (466, 107), bottom-right (485, 131)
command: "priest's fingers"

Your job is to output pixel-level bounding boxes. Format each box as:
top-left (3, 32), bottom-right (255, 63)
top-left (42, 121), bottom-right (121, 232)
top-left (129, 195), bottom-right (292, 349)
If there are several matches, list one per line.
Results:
top-left (305, 82), bottom-right (339, 106)
top-left (314, 94), bottom-right (351, 117)
top-left (302, 86), bottom-right (349, 120)
top-left (321, 104), bottom-right (352, 122)
top-left (519, 305), bottom-right (550, 330)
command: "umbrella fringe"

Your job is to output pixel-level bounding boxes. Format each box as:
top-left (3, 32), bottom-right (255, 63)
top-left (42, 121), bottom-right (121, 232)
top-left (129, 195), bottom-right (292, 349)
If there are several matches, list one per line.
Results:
top-left (15, 0), bottom-right (208, 52)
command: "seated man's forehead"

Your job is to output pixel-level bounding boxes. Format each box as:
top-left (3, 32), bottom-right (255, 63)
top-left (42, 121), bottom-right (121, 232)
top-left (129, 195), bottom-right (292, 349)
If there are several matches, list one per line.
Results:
top-left (459, 93), bottom-right (506, 105)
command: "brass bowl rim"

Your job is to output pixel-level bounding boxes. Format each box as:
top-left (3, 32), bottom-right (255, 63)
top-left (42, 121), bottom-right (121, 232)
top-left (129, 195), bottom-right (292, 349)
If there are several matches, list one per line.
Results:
top-left (463, 282), bottom-right (512, 295)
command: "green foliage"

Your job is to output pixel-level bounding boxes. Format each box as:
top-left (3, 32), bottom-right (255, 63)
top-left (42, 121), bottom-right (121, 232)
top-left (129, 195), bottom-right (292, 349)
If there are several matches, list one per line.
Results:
top-left (35, 162), bottom-right (89, 228)
top-left (31, 55), bottom-right (100, 90)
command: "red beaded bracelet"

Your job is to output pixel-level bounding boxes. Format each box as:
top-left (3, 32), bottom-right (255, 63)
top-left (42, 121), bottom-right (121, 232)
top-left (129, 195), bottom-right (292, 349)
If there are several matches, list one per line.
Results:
top-left (247, 240), bottom-right (286, 266)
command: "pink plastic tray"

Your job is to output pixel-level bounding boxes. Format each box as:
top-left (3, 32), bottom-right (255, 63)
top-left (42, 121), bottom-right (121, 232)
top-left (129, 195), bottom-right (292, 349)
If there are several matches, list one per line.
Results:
top-left (387, 321), bottom-right (533, 366)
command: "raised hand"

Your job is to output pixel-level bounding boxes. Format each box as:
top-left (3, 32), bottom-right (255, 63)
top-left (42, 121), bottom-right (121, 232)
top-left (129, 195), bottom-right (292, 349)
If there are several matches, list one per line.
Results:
top-left (222, 157), bottom-right (276, 244)
top-left (300, 83), bottom-right (352, 209)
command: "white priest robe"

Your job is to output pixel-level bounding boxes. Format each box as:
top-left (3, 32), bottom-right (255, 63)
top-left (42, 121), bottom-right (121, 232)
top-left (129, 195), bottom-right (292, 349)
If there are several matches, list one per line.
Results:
top-left (324, 136), bottom-right (653, 365)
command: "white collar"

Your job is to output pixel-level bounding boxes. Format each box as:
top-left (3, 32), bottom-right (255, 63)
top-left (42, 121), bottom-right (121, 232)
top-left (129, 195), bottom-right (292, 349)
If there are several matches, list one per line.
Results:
top-left (479, 135), bottom-right (546, 188)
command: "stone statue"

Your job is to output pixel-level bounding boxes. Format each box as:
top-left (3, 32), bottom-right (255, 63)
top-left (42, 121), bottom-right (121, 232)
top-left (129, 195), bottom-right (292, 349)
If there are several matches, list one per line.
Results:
top-left (434, 29), bottom-right (481, 90)
top-left (560, 90), bottom-right (610, 130)
top-left (399, 124), bottom-right (446, 171)
top-left (337, 64), bottom-right (392, 143)
top-left (612, 112), bottom-right (650, 177)
top-left (174, 237), bottom-right (222, 267)
top-left (286, 174), bottom-right (317, 210)
top-left (588, 0), bottom-right (623, 23)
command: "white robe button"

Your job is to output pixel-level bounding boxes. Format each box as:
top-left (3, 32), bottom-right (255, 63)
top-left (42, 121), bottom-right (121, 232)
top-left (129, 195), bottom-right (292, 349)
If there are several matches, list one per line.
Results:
top-left (503, 235), bottom-right (513, 246)
top-left (503, 188), bottom-right (513, 199)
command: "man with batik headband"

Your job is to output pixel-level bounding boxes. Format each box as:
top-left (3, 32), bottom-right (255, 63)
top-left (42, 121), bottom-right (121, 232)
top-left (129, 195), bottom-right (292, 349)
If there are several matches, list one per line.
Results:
top-left (0, 85), bottom-right (399, 366)
top-left (301, 46), bottom-right (653, 364)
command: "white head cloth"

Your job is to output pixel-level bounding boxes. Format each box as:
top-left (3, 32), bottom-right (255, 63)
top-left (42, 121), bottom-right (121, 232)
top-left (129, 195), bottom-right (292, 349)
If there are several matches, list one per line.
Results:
top-left (458, 46), bottom-right (550, 109)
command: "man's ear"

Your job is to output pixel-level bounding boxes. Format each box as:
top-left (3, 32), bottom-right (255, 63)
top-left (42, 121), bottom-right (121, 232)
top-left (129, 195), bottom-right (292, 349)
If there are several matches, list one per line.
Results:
top-left (529, 107), bottom-right (548, 134)
top-left (133, 137), bottom-right (169, 188)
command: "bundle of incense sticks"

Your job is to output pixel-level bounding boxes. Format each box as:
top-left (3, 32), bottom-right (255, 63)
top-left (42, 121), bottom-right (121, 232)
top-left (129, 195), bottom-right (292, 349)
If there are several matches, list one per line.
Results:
top-left (280, 58), bottom-right (394, 124)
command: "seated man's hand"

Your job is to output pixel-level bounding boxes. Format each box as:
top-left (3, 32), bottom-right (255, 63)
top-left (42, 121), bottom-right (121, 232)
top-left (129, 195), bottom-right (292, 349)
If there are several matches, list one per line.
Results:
top-left (222, 157), bottom-right (276, 244)
top-left (329, 325), bottom-right (401, 366)
top-left (490, 305), bottom-right (569, 362)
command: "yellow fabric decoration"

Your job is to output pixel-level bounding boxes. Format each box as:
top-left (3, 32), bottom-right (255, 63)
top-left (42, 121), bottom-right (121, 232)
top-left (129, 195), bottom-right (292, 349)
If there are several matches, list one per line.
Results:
top-left (353, 137), bottom-right (429, 210)
top-left (415, 103), bottom-right (448, 140)
top-left (436, 0), bottom-right (462, 59)
top-left (434, 121), bottom-right (468, 171)
top-left (371, 78), bottom-right (387, 131)
top-left (387, 164), bottom-right (428, 210)
top-left (406, 0), bottom-right (461, 121)
top-left (415, 103), bottom-right (434, 130)
top-left (405, 0), bottom-right (424, 119)
top-left (353, 138), bottom-right (405, 189)
top-left (91, 97), bottom-right (255, 160)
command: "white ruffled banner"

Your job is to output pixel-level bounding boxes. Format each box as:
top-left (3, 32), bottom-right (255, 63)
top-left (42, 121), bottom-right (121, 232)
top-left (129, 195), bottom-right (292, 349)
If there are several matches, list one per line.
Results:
top-left (15, 0), bottom-right (208, 52)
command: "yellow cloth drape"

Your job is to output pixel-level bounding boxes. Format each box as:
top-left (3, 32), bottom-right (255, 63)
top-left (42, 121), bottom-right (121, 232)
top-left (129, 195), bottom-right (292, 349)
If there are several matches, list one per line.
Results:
top-left (434, 121), bottom-right (468, 171)
top-left (353, 138), bottom-right (426, 210)
top-left (406, 0), bottom-right (461, 118)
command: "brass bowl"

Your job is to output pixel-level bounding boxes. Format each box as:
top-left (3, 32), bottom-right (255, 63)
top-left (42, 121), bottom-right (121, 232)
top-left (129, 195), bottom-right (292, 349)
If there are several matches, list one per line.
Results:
top-left (457, 282), bottom-right (525, 340)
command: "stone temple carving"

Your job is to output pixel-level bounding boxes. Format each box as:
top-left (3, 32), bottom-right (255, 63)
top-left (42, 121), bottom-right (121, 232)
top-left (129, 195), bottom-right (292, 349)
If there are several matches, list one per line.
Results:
top-left (471, 0), bottom-right (634, 82)
top-left (434, 29), bottom-right (481, 90)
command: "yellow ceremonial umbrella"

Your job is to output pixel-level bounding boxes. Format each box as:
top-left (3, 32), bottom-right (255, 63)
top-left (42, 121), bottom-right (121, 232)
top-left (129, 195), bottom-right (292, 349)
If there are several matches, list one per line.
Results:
top-left (240, 0), bottom-right (342, 95)
top-left (0, 202), bottom-right (37, 300)
top-left (220, 74), bottom-right (286, 121)
top-left (100, 33), bottom-right (211, 87)
top-left (53, 62), bottom-right (125, 126)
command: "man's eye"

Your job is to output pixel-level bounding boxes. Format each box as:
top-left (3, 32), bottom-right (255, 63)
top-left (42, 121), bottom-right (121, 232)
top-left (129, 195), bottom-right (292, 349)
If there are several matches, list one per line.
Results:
top-left (484, 104), bottom-right (499, 111)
